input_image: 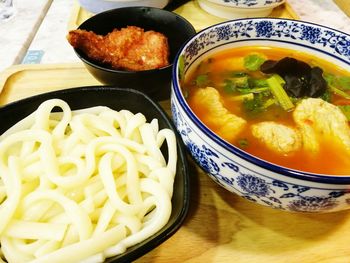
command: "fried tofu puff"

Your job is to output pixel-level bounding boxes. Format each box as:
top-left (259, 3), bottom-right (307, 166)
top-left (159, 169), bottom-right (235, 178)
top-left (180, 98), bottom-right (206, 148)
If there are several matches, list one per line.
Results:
top-left (293, 98), bottom-right (350, 153)
top-left (191, 87), bottom-right (247, 142)
top-left (251, 122), bottom-right (302, 154)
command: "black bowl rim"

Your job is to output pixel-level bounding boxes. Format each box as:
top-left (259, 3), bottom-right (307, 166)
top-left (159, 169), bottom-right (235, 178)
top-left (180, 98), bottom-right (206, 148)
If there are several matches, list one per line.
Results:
top-left (0, 86), bottom-right (191, 262)
top-left (172, 17), bottom-right (350, 185)
top-left (73, 6), bottom-right (196, 74)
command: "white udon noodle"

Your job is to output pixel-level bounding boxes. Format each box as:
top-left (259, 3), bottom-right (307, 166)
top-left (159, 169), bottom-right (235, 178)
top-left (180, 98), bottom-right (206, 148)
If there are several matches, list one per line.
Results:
top-left (0, 99), bottom-right (177, 263)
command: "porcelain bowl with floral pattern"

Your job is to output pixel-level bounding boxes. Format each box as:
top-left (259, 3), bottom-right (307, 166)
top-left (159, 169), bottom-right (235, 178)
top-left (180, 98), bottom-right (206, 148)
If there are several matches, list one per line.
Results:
top-left (198, 0), bottom-right (285, 19)
top-left (171, 18), bottom-right (350, 213)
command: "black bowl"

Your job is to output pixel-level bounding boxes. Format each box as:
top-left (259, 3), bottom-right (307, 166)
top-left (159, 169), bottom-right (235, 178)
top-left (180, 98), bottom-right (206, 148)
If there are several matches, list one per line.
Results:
top-left (71, 7), bottom-right (196, 101)
top-left (0, 86), bottom-right (190, 262)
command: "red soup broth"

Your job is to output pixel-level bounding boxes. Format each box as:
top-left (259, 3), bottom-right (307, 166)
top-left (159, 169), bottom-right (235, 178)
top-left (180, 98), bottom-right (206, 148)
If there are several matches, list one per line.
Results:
top-left (184, 46), bottom-right (350, 175)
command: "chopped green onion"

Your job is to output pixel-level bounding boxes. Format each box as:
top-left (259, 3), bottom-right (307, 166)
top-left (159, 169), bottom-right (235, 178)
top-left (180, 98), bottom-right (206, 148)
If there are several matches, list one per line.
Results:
top-left (329, 84), bottom-right (350, 99)
top-left (263, 98), bottom-right (276, 108)
top-left (242, 94), bottom-right (266, 116)
top-left (222, 76), bottom-right (249, 93)
top-left (223, 79), bottom-right (236, 94)
top-left (237, 138), bottom-right (249, 149)
top-left (337, 76), bottom-right (350, 90)
top-left (266, 74), bottom-right (294, 111)
top-left (237, 87), bottom-right (269, 94)
top-left (231, 76), bottom-right (249, 89)
top-left (320, 89), bottom-right (332, 102)
top-left (325, 73), bottom-right (350, 91)
top-left (195, 74), bottom-right (209, 87)
top-left (273, 74), bottom-right (286, 85)
top-left (249, 78), bottom-right (269, 88)
top-left (228, 93), bottom-right (254, 102)
top-left (244, 54), bottom-right (266, 71)
top-left (231, 72), bottom-right (247, 77)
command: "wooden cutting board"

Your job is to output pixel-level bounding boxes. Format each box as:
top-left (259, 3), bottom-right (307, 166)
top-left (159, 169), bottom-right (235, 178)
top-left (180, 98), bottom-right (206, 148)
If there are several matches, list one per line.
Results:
top-left (1, 63), bottom-right (350, 263)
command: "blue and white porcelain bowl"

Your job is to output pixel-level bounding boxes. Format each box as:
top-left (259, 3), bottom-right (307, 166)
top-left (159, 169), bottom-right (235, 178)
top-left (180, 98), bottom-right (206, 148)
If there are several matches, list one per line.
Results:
top-left (208, 0), bottom-right (284, 8)
top-left (198, 0), bottom-right (285, 19)
top-left (171, 18), bottom-right (350, 213)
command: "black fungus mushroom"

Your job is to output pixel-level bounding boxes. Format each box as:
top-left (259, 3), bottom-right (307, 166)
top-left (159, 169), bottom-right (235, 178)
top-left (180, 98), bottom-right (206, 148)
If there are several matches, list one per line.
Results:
top-left (260, 57), bottom-right (327, 98)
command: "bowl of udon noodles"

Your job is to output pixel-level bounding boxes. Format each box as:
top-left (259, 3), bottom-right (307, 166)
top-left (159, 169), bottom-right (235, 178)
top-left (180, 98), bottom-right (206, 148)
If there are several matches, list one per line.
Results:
top-left (171, 18), bottom-right (350, 213)
top-left (0, 86), bottom-right (190, 262)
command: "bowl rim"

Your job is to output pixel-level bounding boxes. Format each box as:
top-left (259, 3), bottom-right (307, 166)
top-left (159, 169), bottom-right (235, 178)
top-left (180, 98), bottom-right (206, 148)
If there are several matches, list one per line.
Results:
top-left (0, 86), bottom-right (191, 262)
top-left (172, 17), bottom-right (350, 185)
top-left (73, 6), bottom-right (196, 74)
top-left (204, 0), bottom-right (285, 9)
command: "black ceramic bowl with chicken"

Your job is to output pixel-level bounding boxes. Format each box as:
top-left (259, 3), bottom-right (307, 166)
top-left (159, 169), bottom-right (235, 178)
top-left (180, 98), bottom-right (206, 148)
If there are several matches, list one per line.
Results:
top-left (69, 6), bottom-right (196, 101)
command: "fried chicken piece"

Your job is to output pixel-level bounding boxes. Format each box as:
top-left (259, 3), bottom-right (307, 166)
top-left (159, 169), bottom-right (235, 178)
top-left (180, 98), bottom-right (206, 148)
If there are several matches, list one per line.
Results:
top-left (67, 26), bottom-right (170, 71)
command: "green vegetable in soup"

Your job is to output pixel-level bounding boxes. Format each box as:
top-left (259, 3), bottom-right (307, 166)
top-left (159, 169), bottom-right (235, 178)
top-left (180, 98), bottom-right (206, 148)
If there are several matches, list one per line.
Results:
top-left (195, 74), bottom-right (210, 87)
top-left (324, 73), bottom-right (350, 100)
top-left (266, 74), bottom-right (294, 111)
top-left (223, 79), bottom-right (236, 94)
top-left (260, 57), bottom-right (327, 98)
top-left (238, 87), bottom-right (269, 94)
top-left (233, 75), bottom-right (250, 89)
top-left (222, 74), bottom-right (269, 95)
top-left (237, 138), bottom-right (249, 149)
top-left (229, 93), bottom-right (254, 101)
top-left (222, 74), bottom-right (250, 94)
top-left (243, 93), bottom-right (269, 116)
top-left (329, 84), bottom-right (350, 99)
top-left (320, 89), bottom-right (332, 102)
top-left (325, 74), bottom-right (350, 91)
top-left (191, 53), bottom-right (350, 115)
top-left (244, 54), bottom-right (266, 71)
top-left (248, 78), bottom-right (269, 88)
top-left (337, 76), bottom-right (350, 90)
top-left (230, 72), bottom-right (247, 78)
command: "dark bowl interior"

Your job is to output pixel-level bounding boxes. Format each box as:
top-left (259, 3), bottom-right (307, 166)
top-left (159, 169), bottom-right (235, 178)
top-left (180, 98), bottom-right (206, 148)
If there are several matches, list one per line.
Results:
top-left (73, 7), bottom-right (196, 101)
top-left (0, 86), bottom-right (190, 262)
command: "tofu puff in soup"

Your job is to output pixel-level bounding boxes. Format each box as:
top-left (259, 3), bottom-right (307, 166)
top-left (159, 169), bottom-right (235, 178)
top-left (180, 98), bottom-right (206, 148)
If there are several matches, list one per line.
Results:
top-left (183, 46), bottom-right (350, 175)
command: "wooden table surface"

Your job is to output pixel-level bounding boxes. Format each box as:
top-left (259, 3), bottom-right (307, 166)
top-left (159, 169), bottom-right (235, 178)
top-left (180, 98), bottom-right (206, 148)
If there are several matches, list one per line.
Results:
top-left (1, 1), bottom-right (350, 262)
top-left (136, 159), bottom-right (350, 263)
top-left (2, 64), bottom-right (350, 263)
top-left (333, 0), bottom-right (350, 17)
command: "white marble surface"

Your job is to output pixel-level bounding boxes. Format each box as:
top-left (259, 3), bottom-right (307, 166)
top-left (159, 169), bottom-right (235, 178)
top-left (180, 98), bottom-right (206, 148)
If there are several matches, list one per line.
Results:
top-left (288, 0), bottom-right (350, 34)
top-left (27, 0), bottom-right (79, 65)
top-left (0, 0), bottom-right (52, 72)
top-left (25, 0), bottom-right (350, 66)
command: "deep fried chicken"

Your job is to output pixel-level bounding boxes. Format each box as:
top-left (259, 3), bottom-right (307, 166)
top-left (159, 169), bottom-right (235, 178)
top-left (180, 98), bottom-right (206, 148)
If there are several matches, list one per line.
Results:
top-left (67, 26), bottom-right (170, 71)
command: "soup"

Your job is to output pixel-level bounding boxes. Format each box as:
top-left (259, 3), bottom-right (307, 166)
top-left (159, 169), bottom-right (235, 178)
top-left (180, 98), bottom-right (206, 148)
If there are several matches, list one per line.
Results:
top-left (183, 46), bottom-right (350, 175)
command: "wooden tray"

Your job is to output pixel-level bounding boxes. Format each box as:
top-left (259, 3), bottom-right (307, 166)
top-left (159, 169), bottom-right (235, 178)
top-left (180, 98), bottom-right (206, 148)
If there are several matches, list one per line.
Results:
top-left (1, 63), bottom-right (350, 262)
top-left (0, 63), bottom-right (100, 106)
top-left (68, 0), bottom-right (299, 31)
top-left (333, 0), bottom-right (350, 17)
